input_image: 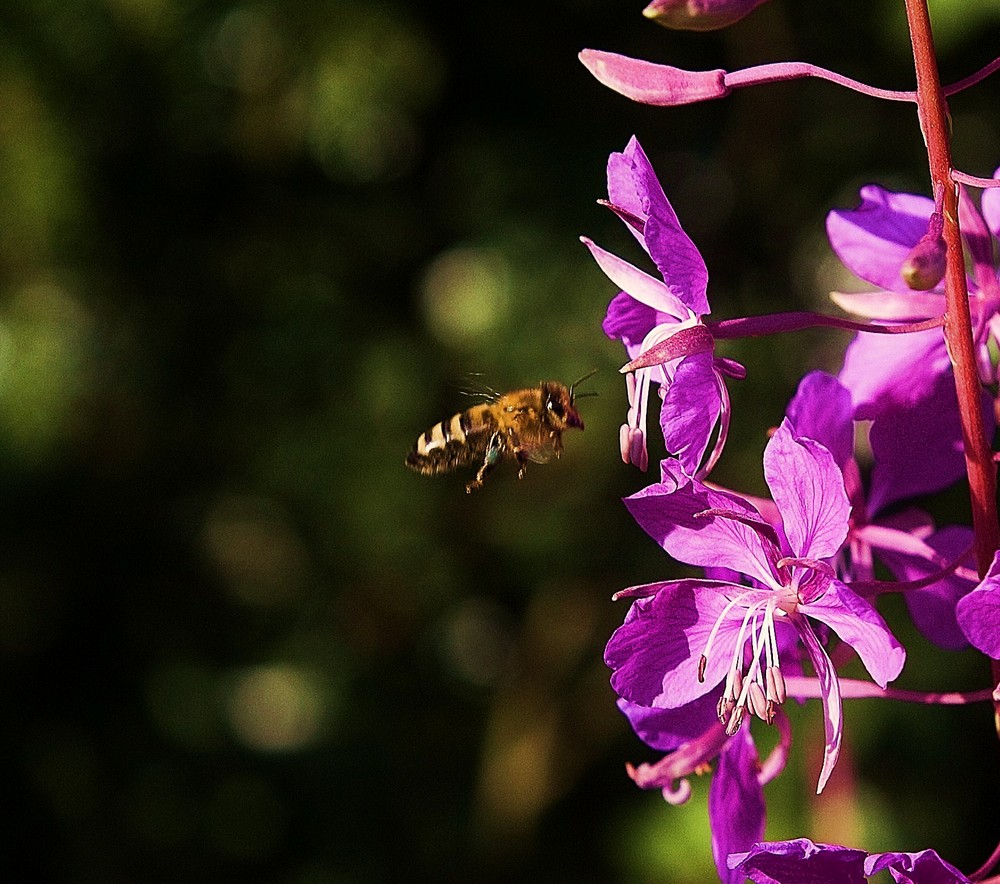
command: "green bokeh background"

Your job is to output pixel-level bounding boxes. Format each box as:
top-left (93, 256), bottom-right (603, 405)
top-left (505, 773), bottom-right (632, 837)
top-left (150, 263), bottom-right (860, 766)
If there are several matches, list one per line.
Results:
top-left (1, 1), bottom-right (999, 881)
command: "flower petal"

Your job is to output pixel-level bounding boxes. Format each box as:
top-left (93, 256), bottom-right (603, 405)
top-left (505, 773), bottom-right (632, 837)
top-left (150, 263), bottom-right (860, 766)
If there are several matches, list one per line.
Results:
top-left (763, 420), bottom-right (850, 561)
top-left (785, 371), bottom-right (854, 470)
top-left (867, 368), bottom-right (990, 513)
top-left (800, 579), bottom-right (906, 688)
top-left (617, 692), bottom-right (721, 752)
top-left (602, 290), bottom-right (660, 355)
top-left (826, 185), bottom-right (935, 291)
top-left (660, 352), bottom-right (723, 476)
top-left (709, 725), bottom-right (766, 884)
top-left (981, 166), bottom-right (1000, 241)
top-left (864, 849), bottom-right (971, 883)
top-left (625, 463), bottom-right (779, 586)
top-left (875, 523), bottom-right (975, 651)
top-left (838, 326), bottom-right (949, 418)
top-left (609, 138), bottom-right (712, 316)
top-left (582, 236), bottom-right (690, 318)
top-left (605, 579), bottom-right (748, 708)
top-left (955, 550), bottom-right (1000, 658)
top-left (729, 839), bottom-right (868, 883)
top-left (796, 619), bottom-right (843, 794)
top-left (830, 289), bottom-right (945, 320)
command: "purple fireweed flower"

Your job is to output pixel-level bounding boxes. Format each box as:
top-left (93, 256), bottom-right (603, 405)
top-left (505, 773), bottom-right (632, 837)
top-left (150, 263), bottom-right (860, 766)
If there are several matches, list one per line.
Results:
top-left (729, 839), bottom-right (971, 884)
top-left (643, 0), bottom-right (771, 31)
top-left (787, 371), bottom-right (977, 651)
top-left (828, 178), bottom-right (1000, 411)
top-left (605, 420), bottom-right (905, 792)
top-left (956, 550), bottom-right (1000, 658)
top-left (583, 136), bottom-right (744, 474)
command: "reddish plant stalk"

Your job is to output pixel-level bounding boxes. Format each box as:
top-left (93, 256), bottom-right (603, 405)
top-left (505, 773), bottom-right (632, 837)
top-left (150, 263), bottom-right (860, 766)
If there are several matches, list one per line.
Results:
top-left (904, 0), bottom-right (1000, 578)
top-left (905, 2), bottom-right (1000, 838)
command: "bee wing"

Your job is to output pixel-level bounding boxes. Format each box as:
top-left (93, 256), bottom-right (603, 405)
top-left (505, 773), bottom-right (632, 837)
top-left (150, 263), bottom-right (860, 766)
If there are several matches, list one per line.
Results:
top-left (525, 444), bottom-right (557, 464)
top-left (454, 373), bottom-right (501, 402)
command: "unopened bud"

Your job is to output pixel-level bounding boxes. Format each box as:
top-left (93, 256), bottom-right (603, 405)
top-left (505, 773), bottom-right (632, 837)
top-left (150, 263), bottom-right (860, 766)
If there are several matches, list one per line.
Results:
top-left (901, 234), bottom-right (946, 290)
top-left (644, 0), bottom-right (771, 31)
top-left (579, 50), bottom-right (729, 107)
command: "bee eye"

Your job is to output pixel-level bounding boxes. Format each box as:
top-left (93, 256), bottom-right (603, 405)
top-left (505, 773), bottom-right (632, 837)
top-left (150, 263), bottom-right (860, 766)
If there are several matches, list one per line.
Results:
top-left (547, 397), bottom-right (564, 418)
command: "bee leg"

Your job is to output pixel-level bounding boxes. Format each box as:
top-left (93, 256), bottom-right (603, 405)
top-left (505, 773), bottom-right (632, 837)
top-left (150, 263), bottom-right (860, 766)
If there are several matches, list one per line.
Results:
top-left (515, 450), bottom-right (529, 480)
top-left (466, 432), bottom-right (504, 493)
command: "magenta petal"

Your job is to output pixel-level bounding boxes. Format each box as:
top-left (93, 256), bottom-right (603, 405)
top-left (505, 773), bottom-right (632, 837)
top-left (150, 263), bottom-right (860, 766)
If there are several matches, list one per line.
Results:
top-left (625, 469), bottom-right (778, 587)
top-left (876, 524), bottom-right (975, 651)
top-left (611, 138), bottom-right (712, 316)
top-left (729, 839), bottom-right (868, 883)
top-left (867, 369), bottom-right (987, 513)
top-left (579, 49), bottom-right (729, 106)
top-left (785, 371), bottom-right (854, 469)
top-left (660, 353), bottom-right (723, 475)
top-left (978, 165), bottom-right (1000, 241)
top-left (800, 579), bottom-right (905, 688)
top-left (864, 849), bottom-right (971, 883)
top-left (956, 551), bottom-right (1000, 658)
top-left (582, 236), bottom-right (690, 318)
top-left (826, 185), bottom-right (935, 291)
top-left (763, 420), bottom-right (850, 561)
top-left (709, 726), bottom-right (765, 884)
top-left (605, 579), bottom-right (745, 708)
top-left (796, 619), bottom-right (843, 794)
top-left (838, 327), bottom-right (949, 418)
top-left (617, 693), bottom-right (721, 752)
top-left (602, 290), bottom-right (659, 354)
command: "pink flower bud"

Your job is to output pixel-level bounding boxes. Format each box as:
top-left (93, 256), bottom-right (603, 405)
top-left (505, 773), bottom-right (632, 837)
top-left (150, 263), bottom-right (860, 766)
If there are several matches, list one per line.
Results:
top-left (900, 233), bottom-right (946, 290)
top-left (579, 50), bottom-right (729, 106)
top-left (643, 0), bottom-right (770, 31)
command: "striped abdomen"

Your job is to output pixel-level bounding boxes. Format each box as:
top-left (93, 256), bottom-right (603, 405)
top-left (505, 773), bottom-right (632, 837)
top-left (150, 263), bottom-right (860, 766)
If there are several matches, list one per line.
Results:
top-left (405, 404), bottom-right (499, 476)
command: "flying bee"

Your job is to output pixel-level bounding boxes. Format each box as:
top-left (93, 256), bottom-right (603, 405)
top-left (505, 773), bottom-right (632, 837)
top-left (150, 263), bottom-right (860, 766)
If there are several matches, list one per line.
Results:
top-left (406, 370), bottom-right (596, 493)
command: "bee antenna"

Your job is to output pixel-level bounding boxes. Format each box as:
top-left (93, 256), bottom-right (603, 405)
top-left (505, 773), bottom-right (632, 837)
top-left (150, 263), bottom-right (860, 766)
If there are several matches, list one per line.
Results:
top-left (569, 369), bottom-right (598, 401)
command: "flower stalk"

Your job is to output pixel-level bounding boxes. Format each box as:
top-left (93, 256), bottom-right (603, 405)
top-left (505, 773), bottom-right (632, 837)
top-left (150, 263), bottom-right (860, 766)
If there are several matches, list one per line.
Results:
top-left (904, 0), bottom-right (1000, 582)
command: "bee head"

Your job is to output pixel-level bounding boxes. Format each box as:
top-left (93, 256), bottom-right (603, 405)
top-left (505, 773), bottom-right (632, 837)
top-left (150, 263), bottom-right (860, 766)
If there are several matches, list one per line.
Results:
top-left (543, 370), bottom-right (595, 431)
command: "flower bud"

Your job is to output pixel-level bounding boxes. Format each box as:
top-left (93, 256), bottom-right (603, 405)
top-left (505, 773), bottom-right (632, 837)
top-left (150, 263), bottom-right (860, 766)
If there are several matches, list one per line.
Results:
top-left (579, 50), bottom-right (728, 106)
top-left (900, 233), bottom-right (946, 290)
top-left (643, 0), bottom-right (770, 31)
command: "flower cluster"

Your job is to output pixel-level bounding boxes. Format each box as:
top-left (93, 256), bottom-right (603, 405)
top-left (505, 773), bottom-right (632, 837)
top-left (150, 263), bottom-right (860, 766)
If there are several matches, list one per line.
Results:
top-left (579, 6), bottom-right (1000, 882)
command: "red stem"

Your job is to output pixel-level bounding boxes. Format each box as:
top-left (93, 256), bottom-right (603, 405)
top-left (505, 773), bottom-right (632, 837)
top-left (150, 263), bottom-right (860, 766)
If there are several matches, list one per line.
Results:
top-left (905, 0), bottom-right (1000, 845)
top-left (904, 1), bottom-right (999, 576)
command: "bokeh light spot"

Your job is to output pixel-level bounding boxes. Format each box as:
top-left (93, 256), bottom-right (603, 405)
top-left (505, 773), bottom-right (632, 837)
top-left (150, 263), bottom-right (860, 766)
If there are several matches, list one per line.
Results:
top-left (201, 495), bottom-right (309, 607)
top-left (420, 246), bottom-right (512, 345)
top-left (226, 663), bottom-right (324, 752)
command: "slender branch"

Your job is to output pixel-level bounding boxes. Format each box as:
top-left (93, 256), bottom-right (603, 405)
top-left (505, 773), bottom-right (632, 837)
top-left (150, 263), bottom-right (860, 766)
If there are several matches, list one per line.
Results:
top-left (783, 676), bottom-right (993, 705)
top-left (952, 170), bottom-right (1000, 189)
top-left (707, 312), bottom-right (943, 340)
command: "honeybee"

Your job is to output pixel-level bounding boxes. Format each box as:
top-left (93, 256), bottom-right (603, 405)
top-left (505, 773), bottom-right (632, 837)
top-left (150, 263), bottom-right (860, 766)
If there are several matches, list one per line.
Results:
top-left (406, 371), bottom-right (596, 492)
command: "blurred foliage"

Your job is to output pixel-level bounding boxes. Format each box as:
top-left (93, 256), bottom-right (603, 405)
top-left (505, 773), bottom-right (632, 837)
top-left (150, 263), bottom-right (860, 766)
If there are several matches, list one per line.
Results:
top-left (0, 0), bottom-right (999, 882)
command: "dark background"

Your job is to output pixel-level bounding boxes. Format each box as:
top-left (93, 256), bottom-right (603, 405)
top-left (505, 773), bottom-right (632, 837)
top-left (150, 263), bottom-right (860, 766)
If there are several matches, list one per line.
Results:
top-left (1, 1), bottom-right (999, 881)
